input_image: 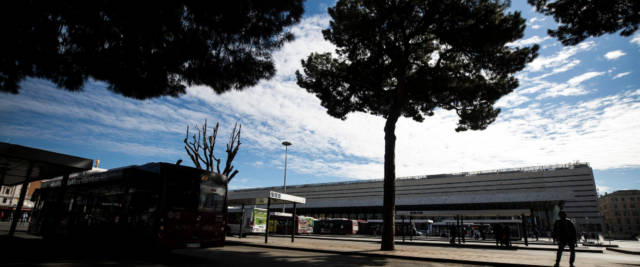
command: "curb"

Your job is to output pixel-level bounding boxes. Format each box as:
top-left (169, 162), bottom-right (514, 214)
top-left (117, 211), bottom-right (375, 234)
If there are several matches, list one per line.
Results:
top-left (227, 240), bottom-right (547, 267)
top-left (606, 247), bottom-right (640, 255)
top-left (287, 235), bottom-right (603, 254)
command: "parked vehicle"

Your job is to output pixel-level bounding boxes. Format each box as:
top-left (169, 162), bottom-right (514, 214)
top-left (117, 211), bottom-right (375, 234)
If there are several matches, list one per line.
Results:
top-left (29, 163), bottom-right (227, 249)
top-left (358, 219), bottom-right (420, 236)
top-left (313, 218), bottom-right (358, 234)
top-left (227, 207), bottom-right (267, 236)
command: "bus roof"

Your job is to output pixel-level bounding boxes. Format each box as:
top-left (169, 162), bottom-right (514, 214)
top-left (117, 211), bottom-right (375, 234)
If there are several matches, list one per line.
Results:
top-left (41, 162), bottom-right (203, 188)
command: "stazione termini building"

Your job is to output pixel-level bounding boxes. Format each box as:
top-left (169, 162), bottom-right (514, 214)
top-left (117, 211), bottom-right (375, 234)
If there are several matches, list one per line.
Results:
top-left (229, 162), bottom-right (603, 234)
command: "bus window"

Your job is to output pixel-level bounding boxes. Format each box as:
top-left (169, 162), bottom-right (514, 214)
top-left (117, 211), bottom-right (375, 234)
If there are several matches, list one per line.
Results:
top-left (199, 182), bottom-right (225, 212)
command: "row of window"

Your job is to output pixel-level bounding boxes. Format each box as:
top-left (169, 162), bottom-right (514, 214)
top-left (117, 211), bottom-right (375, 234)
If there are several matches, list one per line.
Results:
top-left (611, 211), bottom-right (640, 216)
top-left (601, 203), bottom-right (637, 210)
top-left (608, 218), bottom-right (640, 225)
top-left (609, 196), bottom-right (638, 202)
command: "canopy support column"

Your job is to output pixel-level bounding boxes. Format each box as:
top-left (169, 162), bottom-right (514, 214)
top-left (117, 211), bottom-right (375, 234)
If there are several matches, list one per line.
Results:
top-left (402, 215), bottom-right (406, 242)
top-left (522, 213), bottom-right (529, 246)
top-left (239, 203), bottom-right (245, 238)
top-left (8, 162), bottom-right (33, 236)
top-left (291, 202), bottom-right (296, 243)
top-left (265, 197), bottom-right (271, 243)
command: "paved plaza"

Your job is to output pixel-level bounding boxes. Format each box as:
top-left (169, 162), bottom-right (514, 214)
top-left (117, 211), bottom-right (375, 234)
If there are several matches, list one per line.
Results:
top-left (221, 235), bottom-right (640, 267)
top-left (1, 222), bottom-right (639, 267)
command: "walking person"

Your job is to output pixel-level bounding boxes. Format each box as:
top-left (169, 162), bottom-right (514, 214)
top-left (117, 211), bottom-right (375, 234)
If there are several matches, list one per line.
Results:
top-left (493, 224), bottom-right (502, 247)
top-left (461, 226), bottom-right (467, 243)
top-left (502, 224), bottom-right (511, 247)
top-left (449, 224), bottom-right (457, 245)
top-left (553, 211), bottom-right (577, 267)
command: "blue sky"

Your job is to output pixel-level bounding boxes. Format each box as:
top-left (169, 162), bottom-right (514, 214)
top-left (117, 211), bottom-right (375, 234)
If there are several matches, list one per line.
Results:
top-left (1, 0), bottom-right (639, 194)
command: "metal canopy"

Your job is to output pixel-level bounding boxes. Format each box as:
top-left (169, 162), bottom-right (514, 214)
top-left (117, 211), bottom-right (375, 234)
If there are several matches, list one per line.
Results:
top-left (227, 191), bottom-right (307, 245)
top-left (0, 142), bottom-right (93, 186)
top-left (228, 191), bottom-right (306, 206)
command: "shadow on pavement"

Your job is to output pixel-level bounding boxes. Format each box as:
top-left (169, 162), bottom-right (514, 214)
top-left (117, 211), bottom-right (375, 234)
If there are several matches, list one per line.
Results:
top-left (0, 235), bottom-right (208, 266)
top-left (177, 243), bottom-right (392, 267)
top-left (0, 236), bottom-right (398, 266)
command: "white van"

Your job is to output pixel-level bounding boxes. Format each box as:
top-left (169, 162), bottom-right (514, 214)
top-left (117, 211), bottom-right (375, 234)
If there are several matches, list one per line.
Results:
top-left (227, 207), bottom-right (267, 236)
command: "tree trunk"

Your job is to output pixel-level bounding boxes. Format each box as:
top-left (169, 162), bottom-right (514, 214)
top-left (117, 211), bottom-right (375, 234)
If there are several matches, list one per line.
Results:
top-left (381, 107), bottom-right (401, 251)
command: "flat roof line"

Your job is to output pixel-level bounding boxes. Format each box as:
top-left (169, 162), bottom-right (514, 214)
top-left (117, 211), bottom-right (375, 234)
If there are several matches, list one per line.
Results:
top-left (231, 162), bottom-right (591, 192)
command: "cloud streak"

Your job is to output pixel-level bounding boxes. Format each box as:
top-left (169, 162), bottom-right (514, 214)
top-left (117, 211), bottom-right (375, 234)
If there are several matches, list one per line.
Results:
top-left (1, 12), bottom-right (640, 185)
top-left (604, 50), bottom-right (626, 60)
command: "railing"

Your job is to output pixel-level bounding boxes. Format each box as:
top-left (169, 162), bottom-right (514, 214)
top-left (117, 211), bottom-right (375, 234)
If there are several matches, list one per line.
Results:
top-left (399, 161), bottom-right (590, 180)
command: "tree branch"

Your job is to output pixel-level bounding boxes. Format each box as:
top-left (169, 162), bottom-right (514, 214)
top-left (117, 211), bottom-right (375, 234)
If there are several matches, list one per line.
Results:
top-left (183, 120), bottom-right (241, 185)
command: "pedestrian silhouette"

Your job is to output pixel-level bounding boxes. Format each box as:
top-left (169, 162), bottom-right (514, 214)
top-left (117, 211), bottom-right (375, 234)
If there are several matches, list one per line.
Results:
top-left (493, 224), bottom-right (502, 247)
top-left (553, 211), bottom-right (577, 267)
top-left (449, 224), bottom-right (457, 245)
top-left (461, 226), bottom-right (467, 243)
top-left (502, 224), bottom-right (511, 247)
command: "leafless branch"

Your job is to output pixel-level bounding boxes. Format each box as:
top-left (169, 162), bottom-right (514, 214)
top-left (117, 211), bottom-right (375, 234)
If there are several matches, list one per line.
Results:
top-left (183, 120), bottom-right (242, 185)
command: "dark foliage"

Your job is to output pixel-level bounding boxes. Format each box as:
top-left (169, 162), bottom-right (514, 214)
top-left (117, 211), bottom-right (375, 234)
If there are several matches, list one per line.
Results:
top-left (0, 1), bottom-right (303, 99)
top-left (529, 0), bottom-right (640, 45)
top-left (296, 0), bottom-right (538, 250)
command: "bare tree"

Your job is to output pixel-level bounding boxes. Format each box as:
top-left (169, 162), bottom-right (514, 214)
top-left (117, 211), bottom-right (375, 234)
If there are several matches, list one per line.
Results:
top-left (184, 119), bottom-right (241, 182)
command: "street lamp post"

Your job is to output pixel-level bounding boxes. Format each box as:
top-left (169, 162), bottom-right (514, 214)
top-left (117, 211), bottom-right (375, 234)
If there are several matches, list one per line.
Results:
top-left (282, 141), bottom-right (291, 213)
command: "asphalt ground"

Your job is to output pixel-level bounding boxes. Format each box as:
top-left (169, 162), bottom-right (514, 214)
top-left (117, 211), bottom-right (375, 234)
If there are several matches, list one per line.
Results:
top-left (227, 235), bottom-right (640, 267)
top-left (0, 235), bottom-right (488, 267)
top-left (1, 224), bottom-right (638, 267)
top-left (178, 244), bottom-right (492, 267)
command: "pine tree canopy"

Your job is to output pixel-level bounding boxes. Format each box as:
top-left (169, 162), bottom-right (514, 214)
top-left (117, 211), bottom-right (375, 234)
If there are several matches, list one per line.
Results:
top-left (296, 0), bottom-right (538, 132)
top-left (529, 0), bottom-right (640, 46)
top-left (0, 1), bottom-right (304, 99)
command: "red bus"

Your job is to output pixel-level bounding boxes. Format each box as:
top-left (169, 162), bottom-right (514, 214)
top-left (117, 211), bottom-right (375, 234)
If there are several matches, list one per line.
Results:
top-left (28, 162), bottom-right (227, 249)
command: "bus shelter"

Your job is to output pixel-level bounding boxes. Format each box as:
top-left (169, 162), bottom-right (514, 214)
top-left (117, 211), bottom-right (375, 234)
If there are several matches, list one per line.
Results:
top-left (0, 142), bottom-right (93, 236)
top-left (228, 191), bottom-right (305, 243)
top-left (397, 209), bottom-right (532, 245)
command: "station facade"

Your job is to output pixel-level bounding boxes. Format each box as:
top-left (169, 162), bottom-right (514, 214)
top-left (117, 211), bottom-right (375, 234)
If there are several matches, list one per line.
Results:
top-left (230, 163), bottom-right (603, 234)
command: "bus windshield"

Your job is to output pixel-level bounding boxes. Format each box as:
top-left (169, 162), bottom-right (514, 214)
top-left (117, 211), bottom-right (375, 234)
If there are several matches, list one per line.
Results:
top-left (198, 180), bottom-right (226, 212)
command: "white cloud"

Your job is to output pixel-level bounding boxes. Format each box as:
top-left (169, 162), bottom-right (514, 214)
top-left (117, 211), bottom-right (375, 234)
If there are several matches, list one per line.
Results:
top-left (527, 59), bottom-right (581, 80)
top-left (536, 84), bottom-right (590, 99)
top-left (531, 25), bottom-right (541, 30)
top-left (94, 140), bottom-right (181, 157)
top-left (272, 15), bottom-right (334, 78)
top-left (3, 14), bottom-right (640, 184)
top-left (597, 185), bottom-right (612, 195)
top-left (507, 35), bottom-right (550, 47)
top-left (551, 60), bottom-right (580, 74)
top-left (528, 72), bottom-right (603, 99)
top-left (527, 41), bottom-right (595, 72)
top-left (527, 17), bottom-right (546, 24)
top-left (496, 92), bottom-right (530, 108)
top-left (604, 50), bottom-right (626, 60)
top-left (568, 71), bottom-right (605, 86)
top-left (631, 33), bottom-right (640, 46)
top-left (612, 72), bottom-right (631, 79)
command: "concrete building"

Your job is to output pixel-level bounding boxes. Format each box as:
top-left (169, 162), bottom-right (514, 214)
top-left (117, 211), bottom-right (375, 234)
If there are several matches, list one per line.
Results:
top-left (230, 162), bottom-right (603, 234)
top-left (599, 190), bottom-right (640, 239)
